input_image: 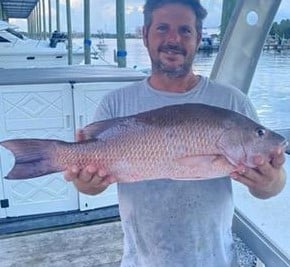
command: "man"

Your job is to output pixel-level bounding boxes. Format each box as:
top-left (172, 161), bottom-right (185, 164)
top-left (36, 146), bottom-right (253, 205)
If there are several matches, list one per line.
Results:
top-left (64, 0), bottom-right (286, 266)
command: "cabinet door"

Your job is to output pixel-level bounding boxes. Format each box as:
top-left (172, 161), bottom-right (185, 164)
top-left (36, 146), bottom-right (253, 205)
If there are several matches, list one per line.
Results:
top-left (73, 82), bottom-right (133, 210)
top-left (0, 179), bottom-right (6, 219)
top-left (0, 84), bottom-right (78, 217)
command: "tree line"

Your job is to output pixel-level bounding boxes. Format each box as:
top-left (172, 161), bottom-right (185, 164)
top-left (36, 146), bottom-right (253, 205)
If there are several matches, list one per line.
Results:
top-left (269, 19), bottom-right (290, 39)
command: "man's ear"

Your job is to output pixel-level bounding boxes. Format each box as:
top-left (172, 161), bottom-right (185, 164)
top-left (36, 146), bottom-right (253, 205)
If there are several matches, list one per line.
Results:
top-left (196, 32), bottom-right (202, 49)
top-left (196, 33), bottom-right (202, 46)
top-left (142, 26), bottom-right (148, 47)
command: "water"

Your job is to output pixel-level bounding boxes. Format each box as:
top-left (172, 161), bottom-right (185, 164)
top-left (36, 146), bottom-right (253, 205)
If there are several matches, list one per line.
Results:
top-left (249, 51), bottom-right (290, 129)
top-left (91, 38), bottom-right (290, 130)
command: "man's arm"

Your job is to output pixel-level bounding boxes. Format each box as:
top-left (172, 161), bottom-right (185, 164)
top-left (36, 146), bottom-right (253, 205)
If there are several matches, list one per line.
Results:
top-left (64, 94), bottom-right (116, 195)
top-left (63, 129), bottom-right (111, 195)
top-left (231, 147), bottom-right (286, 199)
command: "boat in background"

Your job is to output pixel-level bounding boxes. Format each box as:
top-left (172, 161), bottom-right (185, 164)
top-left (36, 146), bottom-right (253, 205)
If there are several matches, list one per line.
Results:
top-left (199, 29), bottom-right (220, 51)
top-left (0, 20), bottom-right (101, 69)
top-left (96, 30), bottom-right (108, 53)
top-left (263, 34), bottom-right (290, 51)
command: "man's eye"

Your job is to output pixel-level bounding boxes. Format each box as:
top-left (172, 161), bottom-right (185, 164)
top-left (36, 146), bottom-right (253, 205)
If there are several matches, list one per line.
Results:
top-left (180, 27), bottom-right (192, 35)
top-left (157, 26), bottom-right (167, 32)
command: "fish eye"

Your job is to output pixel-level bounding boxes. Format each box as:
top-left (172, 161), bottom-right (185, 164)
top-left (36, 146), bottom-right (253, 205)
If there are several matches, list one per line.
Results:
top-left (256, 127), bottom-right (266, 138)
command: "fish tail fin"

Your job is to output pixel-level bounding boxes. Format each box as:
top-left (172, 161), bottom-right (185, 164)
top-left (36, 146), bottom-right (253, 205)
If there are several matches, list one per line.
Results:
top-left (0, 139), bottom-right (65, 179)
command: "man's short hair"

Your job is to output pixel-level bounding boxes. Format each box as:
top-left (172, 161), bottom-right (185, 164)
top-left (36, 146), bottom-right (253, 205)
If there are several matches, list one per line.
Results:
top-left (143, 0), bottom-right (208, 35)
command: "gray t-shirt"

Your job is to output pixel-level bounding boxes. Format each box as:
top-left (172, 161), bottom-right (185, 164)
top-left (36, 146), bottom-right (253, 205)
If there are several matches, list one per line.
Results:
top-left (94, 76), bottom-right (258, 267)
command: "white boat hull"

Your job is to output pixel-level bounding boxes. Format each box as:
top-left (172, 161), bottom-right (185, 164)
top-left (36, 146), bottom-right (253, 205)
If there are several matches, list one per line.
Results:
top-left (0, 20), bottom-right (91, 68)
top-left (0, 52), bottom-right (84, 69)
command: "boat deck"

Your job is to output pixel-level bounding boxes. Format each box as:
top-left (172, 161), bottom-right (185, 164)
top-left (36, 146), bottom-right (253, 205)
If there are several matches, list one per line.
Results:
top-left (0, 220), bottom-right (260, 267)
top-left (0, 221), bottom-right (123, 267)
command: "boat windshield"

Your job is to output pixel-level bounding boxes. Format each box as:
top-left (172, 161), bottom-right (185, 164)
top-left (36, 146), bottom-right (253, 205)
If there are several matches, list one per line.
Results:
top-left (6, 28), bottom-right (25, 40)
top-left (0, 36), bottom-right (10, 42)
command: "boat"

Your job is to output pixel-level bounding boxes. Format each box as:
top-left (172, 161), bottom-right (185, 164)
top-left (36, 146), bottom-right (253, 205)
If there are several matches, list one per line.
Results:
top-left (199, 30), bottom-right (220, 51)
top-left (96, 39), bottom-right (108, 53)
top-left (96, 30), bottom-right (108, 53)
top-left (263, 34), bottom-right (290, 51)
top-left (0, 20), bottom-right (101, 69)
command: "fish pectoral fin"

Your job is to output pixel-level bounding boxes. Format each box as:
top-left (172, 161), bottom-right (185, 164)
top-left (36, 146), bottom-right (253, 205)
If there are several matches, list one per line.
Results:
top-left (174, 155), bottom-right (235, 179)
top-left (175, 155), bottom-right (222, 168)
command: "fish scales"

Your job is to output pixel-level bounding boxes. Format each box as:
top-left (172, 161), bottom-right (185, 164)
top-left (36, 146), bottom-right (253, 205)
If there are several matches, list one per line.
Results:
top-left (0, 103), bottom-right (288, 182)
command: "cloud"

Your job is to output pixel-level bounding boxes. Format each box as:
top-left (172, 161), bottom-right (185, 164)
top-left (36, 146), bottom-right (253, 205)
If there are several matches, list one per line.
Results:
top-left (74, 0), bottom-right (222, 33)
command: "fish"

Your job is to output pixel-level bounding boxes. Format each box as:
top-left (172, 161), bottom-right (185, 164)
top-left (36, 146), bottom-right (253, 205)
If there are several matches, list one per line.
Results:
top-left (0, 103), bottom-right (288, 182)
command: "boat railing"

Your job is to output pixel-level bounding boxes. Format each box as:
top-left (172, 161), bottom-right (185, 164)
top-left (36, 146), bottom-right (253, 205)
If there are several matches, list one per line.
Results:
top-left (233, 209), bottom-right (290, 267)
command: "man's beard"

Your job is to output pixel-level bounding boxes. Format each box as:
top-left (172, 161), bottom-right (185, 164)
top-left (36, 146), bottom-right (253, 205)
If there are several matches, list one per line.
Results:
top-left (152, 59), bottom-right (193, 77)
top-left (151, 43), bottom-right (194, 77)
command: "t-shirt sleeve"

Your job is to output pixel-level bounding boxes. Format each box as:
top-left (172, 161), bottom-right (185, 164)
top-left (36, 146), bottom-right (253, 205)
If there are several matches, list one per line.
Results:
top-left (241, 95), bottom-right (260, 123)
top-left (93, 94), bottom-right (114, 122)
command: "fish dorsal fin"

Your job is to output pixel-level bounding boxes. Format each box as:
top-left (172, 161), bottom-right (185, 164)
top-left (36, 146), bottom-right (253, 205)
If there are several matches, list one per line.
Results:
top-left (83, 118), bottom-right (122, 139)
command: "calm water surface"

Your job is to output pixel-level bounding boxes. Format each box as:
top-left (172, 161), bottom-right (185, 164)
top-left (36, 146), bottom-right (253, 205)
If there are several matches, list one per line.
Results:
top-left (94, 38), bottom-right (290, 130)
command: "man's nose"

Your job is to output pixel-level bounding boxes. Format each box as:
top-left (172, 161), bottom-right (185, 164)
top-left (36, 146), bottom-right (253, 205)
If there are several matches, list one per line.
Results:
top-left (166, 29), bottom-right (181, 42)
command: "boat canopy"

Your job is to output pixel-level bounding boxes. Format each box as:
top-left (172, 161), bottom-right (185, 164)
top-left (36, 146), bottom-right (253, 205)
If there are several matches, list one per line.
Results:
top-left (0, 0), bottom-right (38, 19)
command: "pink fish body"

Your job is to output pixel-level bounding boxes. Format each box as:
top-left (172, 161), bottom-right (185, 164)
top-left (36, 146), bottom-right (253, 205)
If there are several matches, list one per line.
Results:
top-left (0, 103), bottom-right (288, 182)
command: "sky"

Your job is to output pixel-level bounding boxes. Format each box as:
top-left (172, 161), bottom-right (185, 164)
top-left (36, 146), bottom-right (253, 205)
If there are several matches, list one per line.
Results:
top-left (9, 0), bottom-right (290, 34)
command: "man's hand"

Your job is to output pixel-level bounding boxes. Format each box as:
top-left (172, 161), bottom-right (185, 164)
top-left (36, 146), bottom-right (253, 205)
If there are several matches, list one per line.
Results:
top-left (63, 129), bottom-right (111, 195)
top-left (231, 147), bottom-right (286, 199)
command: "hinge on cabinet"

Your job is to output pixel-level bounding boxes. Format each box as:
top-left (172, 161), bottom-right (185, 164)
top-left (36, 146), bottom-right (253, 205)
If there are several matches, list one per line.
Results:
top-left (0, 199), bottom-right (9, 208)
top-left (69, 81), bottom-right (76, 89)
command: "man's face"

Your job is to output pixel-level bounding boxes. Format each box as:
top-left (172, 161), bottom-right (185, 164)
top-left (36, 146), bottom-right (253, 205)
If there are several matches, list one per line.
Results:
top-left (143, 4), bottom-right (201, 77)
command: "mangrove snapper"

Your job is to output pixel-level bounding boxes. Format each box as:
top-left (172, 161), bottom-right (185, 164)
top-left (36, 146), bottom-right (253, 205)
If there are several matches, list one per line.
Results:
top-left (0, 103), bottom-right (288, 182)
